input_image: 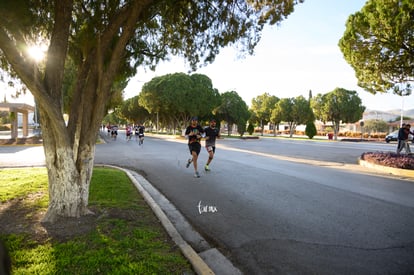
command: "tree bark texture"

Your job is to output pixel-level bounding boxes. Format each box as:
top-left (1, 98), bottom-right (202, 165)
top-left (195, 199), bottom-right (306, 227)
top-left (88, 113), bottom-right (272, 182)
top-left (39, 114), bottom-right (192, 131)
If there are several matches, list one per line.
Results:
top-left (0, 2), bottom-right (152, 221)
top-left (38, 0), bottom-right (152, 222)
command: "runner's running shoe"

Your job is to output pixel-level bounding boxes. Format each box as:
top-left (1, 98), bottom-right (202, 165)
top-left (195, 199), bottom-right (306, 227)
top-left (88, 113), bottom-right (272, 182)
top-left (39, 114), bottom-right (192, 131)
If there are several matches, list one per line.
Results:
top-left (194, 171), bottom-right (200, 178)
top-left (204, 165), bottom-right (210, 171)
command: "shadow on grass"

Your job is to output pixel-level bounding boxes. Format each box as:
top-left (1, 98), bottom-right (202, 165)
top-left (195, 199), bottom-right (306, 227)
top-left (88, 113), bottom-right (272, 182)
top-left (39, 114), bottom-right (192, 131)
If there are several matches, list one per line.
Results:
top-left (0, 167), bottom-right (194, 274)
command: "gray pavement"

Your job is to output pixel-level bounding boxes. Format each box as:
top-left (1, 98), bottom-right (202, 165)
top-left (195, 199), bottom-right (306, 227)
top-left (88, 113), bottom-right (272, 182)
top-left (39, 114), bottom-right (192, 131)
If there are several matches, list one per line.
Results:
top-left (2, 133), bottom-right (413, 274)
top-left (94, 133), bottom-right (414, 274)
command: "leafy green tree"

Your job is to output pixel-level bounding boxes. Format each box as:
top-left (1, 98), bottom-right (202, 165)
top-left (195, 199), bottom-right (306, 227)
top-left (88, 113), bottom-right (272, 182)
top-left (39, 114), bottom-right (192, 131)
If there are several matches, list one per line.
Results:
top-left (61, 58), bottom-right (125, 117)
top-left (363, 119), bottom-right (388, 133)
top-left (119, 96), bottom-right (150, 124)
top-left (237, 121), bottom-right (247, 136)
top-left (138, 74), bottom-right (171, 129)
top-left (305, 89), bottom-right (316, 138)
top-left (272, 95), bottom-right (313, 137)
top-left (305, 121), bottom-right (317, 139)
top-left (189, 74), bottom-right (221, 121)
top-left (0, 0), bottom-right (303, 222)
top-left (250, 93), bottom-right (279, 136)
top-left (269, 102), bottom-right (283, 136)
top-left (139, 73), bottom-right (220, 132)
top-left (291, 96), bottom-right (313, 135)
top-left (102, 108), bottom-right (126, 126)
top-left (247, 123), bottom-right (255, 135)
top-left (311, 88), bottom-right (366, 140)
top-left (272, 98), bottom-right (292, 135)
top-left (339, 0), bottom-right (414, 96)
top-left (214, 91), bottom-right (250, 136)
top-left (0, 111), bottom-right (11, 125)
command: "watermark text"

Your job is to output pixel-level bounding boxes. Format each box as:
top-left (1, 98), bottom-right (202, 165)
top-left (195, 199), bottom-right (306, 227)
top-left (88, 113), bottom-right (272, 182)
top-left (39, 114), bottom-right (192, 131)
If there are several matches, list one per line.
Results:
top-left (197, 200), bottom-right (218, 214)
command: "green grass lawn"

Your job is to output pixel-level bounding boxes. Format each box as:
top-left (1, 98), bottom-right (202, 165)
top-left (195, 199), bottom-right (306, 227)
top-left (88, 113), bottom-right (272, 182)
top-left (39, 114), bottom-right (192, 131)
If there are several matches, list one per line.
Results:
top-left (0, 167), bottom-right (193, 274)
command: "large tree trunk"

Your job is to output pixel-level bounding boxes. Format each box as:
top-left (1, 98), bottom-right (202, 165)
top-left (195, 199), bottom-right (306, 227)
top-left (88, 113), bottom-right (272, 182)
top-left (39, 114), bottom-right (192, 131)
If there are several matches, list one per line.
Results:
top-left (333, 121), bottom-right (340, 141)
top-left (40, 0), bottom-right (149, 224)
top-left (289, 122), bottom-right (295, 138)
top-left (42, 145), bottom-right (95, 222)
top-left (40, 105), bottom-right (97, 223)
top-left (0, 0), bottom-right (153, 223)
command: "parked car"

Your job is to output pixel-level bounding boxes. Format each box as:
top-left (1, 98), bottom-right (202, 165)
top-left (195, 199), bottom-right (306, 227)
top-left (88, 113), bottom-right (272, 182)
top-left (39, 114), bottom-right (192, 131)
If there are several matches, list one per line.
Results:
top-left (385, 130), bottom-right (398, 143)
top-left (385, 130), bottom-right (414, 143)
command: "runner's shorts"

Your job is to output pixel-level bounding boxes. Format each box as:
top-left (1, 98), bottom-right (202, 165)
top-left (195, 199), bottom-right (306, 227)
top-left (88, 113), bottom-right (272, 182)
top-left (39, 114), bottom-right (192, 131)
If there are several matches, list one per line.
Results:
top-left (188, 142), bottom-right (201, 155)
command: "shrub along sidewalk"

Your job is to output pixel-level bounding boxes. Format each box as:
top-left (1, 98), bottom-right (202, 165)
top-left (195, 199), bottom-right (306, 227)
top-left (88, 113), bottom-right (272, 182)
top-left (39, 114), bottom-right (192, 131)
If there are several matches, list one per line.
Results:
top-left (0, 167), bottom-right (193, 274)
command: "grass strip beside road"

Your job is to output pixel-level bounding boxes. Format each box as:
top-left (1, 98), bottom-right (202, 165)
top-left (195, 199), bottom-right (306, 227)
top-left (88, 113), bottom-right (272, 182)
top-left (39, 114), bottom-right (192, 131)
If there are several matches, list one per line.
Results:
top-left (0, 167), bottom-right (193, 274)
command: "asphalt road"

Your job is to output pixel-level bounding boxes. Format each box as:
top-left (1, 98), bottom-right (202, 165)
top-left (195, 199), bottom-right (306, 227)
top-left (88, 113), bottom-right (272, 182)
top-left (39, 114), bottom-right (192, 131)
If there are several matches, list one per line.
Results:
top-left (1, 133), bottom-right (413, 274)
top-left (93, 132), bottom-right (414, 275)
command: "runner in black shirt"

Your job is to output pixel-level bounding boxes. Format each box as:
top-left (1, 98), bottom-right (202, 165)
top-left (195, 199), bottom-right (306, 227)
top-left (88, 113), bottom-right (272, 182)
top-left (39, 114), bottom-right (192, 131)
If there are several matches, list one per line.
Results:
top-left (204, 119), bottom-right (220, 171)
top-left (185, 117), bottom-right (205, 178)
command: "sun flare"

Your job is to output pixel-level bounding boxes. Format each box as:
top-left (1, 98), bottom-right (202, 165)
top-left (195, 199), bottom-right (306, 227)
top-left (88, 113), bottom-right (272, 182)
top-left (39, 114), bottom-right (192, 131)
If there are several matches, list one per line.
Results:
top-left (27, 45), bottom-right (47, 62)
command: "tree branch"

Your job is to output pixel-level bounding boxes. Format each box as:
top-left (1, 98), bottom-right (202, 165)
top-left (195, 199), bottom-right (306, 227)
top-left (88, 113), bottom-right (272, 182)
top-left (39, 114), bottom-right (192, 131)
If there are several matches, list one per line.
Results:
top-left (0, 28), bottom-right (63, 126)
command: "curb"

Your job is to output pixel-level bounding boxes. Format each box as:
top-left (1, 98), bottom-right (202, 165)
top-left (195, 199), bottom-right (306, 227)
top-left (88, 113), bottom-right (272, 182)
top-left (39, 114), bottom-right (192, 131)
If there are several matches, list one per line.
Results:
top-left (358, 159), bottom-right (414, 178)
top-left (100, 165), bottom-right (215, 275)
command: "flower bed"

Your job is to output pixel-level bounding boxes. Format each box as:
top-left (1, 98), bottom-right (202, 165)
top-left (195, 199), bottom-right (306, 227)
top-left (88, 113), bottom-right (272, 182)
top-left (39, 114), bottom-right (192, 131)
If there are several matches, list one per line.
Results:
top-left (361, 152), bottom-right (414, 170)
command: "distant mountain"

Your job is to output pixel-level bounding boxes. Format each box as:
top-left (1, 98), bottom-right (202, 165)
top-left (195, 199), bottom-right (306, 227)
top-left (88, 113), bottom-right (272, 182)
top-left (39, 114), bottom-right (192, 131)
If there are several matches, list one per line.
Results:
top-left (383, 109), bottom-right (414, 116)
top-left (363, 108), bottom-right (414, 121)
top-left (405, 109), bottom-right (414, 117)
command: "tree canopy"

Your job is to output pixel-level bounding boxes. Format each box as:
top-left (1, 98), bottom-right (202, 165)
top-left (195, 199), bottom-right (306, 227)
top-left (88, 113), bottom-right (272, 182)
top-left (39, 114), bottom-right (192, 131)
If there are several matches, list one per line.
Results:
top-left (272, 95), bottom-right (313, 137)
top-left (339, 0), bottom-right (414, 96)
top-left (311, 88), bottom-right (365, 140)
top-left (214, 91), bottom-right (250, 136)
top-left (139, 73), bottom-right (220, 131)
top-left (250, 92), bottom-right (279, 135)
top-left (118, 96), bottom-right (150, 124)
top-left (0, 0), bottom-right (303, 221)
top-left (363, 119), bottom-right (388, 134)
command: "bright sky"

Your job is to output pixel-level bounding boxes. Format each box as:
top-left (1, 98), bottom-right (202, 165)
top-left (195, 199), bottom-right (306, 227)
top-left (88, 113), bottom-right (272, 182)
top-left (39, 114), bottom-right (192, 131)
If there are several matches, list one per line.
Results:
top-left (1, 0), bottom-right (412, 112)
top-left (124, 0), bottom-right (413, 112)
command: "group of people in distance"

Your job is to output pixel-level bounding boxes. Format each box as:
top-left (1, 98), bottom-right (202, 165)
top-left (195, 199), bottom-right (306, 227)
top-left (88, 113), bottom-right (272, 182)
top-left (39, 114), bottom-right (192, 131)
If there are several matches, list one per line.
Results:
top-left (397, 123), bottom-right (413, 155)
top-left (185, 116), bottom-right (221, 178)
top-left (106, 124), bottom-right (119, 139)
top-left (105, 123), bottom-right (145, 143)
top-left (126, 124), bottom-right (145, 143)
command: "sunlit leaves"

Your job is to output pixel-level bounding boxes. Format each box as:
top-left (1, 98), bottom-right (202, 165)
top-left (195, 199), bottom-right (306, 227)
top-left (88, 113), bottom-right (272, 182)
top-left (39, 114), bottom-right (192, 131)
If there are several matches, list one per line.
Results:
top-left (139, 73), bottom-right (220, 127)
top-left (339, 0), bottom-right (414, 96)
top-left (311, 88), bottom-right (365, 137)
top-left (250, 92), bottom-right (279, 133)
